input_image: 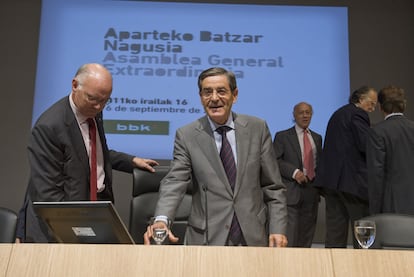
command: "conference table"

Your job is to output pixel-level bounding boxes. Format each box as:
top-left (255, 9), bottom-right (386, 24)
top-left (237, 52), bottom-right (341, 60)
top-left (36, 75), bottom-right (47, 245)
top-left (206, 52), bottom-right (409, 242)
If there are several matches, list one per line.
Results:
top-left (1, 244), bottom-right (413, 276)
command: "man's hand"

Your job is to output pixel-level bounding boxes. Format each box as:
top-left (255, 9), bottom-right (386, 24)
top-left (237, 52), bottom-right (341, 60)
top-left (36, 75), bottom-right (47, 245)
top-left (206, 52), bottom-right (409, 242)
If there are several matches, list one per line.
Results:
top-left (268, 234), bottom-right (288, 247)
top-left (132, 157), bottom-right (159, 173)
top-left (143, 221), bottom-right (179, 245)
top-left (294, 170), bottom-right (309, 185)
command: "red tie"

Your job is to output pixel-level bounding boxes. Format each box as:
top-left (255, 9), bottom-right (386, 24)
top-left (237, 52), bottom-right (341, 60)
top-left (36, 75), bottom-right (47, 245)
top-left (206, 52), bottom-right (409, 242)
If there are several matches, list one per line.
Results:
top-left (303, 129), bottom-right (315, 180)
top-left (87, 118), bottom-right (97, 201)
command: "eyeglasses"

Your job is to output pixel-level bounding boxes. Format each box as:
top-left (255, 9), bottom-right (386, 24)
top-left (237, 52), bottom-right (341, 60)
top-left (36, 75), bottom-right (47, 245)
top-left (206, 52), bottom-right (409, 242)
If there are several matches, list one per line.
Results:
top-left (200, 88), bottom-right (231, 98)
top-left (84, 92), bottom-right (109, 106)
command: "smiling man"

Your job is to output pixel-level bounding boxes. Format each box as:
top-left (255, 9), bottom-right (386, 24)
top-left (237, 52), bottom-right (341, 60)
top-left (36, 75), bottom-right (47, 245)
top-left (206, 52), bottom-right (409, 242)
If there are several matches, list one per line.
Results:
top-left (144, 67), bottom-right (287, 247)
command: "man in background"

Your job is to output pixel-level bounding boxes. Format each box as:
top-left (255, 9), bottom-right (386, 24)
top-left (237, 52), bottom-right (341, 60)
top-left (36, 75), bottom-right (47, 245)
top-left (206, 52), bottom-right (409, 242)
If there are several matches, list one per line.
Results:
top-left (273, 102), bottom-right (322, 247)
top-left (17, 63), bottom-right (158, 242)
top-left (144, 67), bottom-right (288, 247)
top-left (316, 86), bottom-right (377, 248)
top-left (367, 85), bottom-right (414, 215)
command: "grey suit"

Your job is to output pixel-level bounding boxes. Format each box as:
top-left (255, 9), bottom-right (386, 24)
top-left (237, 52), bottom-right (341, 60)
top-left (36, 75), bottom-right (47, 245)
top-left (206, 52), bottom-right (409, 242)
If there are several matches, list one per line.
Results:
top-left (155, 113), bottom-right (287, 246)
top-left (273, 127), bottom-right (322, 247)
top-left (367, 115), bottom-right (414, 215)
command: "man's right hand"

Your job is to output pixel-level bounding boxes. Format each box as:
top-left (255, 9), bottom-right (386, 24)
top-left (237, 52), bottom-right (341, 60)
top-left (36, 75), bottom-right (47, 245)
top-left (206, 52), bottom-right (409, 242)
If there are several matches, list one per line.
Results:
top-left (143, 221), bottom-right (179, 245)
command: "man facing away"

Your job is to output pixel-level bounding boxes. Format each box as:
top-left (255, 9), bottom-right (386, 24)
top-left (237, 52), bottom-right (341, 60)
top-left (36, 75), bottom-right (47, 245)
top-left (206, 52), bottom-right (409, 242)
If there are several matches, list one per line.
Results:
top-left (316, 86), bottom-right (377, 248)
top-left (144, 67), bottom-right (288, 247)
top-left (367, 85), bottom-right (414, 215)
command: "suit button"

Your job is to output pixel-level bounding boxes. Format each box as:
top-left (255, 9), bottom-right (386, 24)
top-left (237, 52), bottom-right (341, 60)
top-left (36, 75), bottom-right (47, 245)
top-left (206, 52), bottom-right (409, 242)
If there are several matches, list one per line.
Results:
top-left (225, 225), bottom-right (230, 229)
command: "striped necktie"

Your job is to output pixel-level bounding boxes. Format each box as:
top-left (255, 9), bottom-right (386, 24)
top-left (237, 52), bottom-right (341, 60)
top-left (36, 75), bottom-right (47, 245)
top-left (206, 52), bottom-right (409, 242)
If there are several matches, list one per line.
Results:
top-left (216, 126), bottom-right (245, 246)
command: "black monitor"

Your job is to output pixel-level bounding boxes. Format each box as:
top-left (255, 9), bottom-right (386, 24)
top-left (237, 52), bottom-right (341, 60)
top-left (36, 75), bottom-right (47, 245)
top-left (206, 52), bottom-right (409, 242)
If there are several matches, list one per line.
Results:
top-left (33, 201), bottom-right (135, 244)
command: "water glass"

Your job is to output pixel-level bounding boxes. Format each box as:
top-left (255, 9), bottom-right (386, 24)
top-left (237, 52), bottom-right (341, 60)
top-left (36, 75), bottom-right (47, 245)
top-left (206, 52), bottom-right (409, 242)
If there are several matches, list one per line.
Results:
top-left (354, 220), bottom-right (376, 249)
top-left (150, 217), bottom-right (170, 245)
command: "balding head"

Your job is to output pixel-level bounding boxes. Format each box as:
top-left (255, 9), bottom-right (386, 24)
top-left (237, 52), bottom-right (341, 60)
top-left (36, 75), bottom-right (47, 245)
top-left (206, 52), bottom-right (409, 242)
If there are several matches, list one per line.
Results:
top-left (71, 63), bottom-right (112, 118)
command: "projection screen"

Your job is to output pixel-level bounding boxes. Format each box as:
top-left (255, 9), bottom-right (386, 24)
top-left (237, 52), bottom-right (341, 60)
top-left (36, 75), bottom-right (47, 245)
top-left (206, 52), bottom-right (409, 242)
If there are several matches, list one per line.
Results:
top-left (33, 0), bottom-right (350, 159)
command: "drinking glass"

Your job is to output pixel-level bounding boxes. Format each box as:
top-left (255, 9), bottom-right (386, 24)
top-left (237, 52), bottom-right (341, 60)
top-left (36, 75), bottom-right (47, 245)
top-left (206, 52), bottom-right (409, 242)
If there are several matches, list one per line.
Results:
top-left (151, 218), bottom-right (170, 245)
top-left (354, 220), bottom-right (376, 249)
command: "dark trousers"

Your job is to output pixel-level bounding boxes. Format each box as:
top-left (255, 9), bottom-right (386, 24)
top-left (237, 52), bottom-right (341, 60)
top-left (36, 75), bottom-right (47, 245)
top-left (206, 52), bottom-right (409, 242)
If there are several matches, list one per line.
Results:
top-left (286, 186), bottom-right (320, 247)
top-left (323, 188), bottom-right (369, 248)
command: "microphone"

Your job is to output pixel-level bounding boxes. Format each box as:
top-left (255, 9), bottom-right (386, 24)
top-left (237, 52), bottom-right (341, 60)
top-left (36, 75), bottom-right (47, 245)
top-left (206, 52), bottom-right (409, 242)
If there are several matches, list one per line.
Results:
top-left (202, 184), bottom-right (209, 246)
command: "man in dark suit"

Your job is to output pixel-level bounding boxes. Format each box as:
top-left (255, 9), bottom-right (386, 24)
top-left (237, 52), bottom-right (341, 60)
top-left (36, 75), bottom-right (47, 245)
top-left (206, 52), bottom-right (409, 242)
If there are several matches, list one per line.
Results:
top-left (273, 102), bottom-right (322, 247)
top-left (316, 86), bottom-right (377, 248)
top-left (367, 85), bottom-right (414, 215)
top-left (18, 63), bottom-right (158, 242)
top-left (144, 67), bottom-right (288, 247)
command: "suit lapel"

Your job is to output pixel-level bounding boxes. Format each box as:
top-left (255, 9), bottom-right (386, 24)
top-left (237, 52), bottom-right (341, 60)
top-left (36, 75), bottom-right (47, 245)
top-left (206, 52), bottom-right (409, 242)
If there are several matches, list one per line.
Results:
top-left (310, 130), bottom-right (322, 165)
top-left (95, 112), bottom-right (108, 151)
top-left (233, 114), bottom-right (250, 196)
top-left (63, 97), bottom-right (90, 172)
top-left (288, 127), bottom-right (303, 166)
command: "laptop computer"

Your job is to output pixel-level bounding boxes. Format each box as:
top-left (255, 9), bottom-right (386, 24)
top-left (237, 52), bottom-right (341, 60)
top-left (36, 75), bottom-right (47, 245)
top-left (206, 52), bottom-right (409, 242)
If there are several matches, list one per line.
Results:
top-left (33, 201), bottom-right (135, 244)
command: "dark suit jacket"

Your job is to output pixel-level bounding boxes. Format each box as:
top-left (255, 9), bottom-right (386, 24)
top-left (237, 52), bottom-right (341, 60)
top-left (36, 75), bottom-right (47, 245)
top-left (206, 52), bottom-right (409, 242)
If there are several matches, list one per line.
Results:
top-left (367, 115), bottom-right (414, 214)
top-left (22, 96), bottom-right (135, 242)
top-left (316, 103), bottom-right (371, 200)
top-left (273, 126), bottom-right (322, 205)
top-left (155, 113), bottom-right (287, 246)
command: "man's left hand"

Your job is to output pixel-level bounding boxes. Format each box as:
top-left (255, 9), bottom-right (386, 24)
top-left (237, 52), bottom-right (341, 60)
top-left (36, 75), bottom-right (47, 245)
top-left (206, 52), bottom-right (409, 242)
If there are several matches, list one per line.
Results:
top-left (132, 157), bottom-right (159, 172)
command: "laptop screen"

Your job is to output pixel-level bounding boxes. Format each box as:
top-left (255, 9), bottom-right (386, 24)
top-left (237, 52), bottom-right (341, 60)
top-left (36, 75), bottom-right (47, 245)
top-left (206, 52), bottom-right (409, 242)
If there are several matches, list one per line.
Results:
top-left (33, 201), bottom-right (135, 244)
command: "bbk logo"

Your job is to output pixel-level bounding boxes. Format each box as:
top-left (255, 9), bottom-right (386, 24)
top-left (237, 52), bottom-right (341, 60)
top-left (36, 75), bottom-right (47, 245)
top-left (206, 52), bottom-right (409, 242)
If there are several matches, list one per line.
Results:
top-left (116, 123), bottom-right (151, 132)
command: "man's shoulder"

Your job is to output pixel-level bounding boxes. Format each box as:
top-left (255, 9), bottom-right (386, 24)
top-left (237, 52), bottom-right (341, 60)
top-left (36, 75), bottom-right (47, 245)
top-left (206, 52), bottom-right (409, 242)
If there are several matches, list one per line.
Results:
top-left (329, 103), bottom-right (367, 125)
top-left (275, 126), bottom-right (295, 137)
top-left (333, 103), bottom-right (355, 116)
top-left (175, 116), bottom-right (209, 136)
top-left (310, 129), bottom-right (322, 137)
top-left (234, 113), bottom-right (267, 127)
top-left (34, 96), bottom-right (70, 127)
top-left (373, 115), bottom-right (413, 130)
top-left (178, 113), bottom-right (268, 132)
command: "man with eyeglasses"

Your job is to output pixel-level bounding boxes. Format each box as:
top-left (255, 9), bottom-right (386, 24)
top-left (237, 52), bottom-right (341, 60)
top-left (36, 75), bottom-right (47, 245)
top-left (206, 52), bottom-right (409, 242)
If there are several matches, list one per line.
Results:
top-left (16, 63), bottom-right (158, 242)
top-left (144, 67), bottom-right (288, 247)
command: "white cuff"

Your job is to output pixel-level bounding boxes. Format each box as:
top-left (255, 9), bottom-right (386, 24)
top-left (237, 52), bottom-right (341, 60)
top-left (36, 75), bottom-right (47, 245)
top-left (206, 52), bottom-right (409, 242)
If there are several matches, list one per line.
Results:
top-left (154, 215), bottom-right (169, 225)
top-left (292, 169), bottom-right (300, 179)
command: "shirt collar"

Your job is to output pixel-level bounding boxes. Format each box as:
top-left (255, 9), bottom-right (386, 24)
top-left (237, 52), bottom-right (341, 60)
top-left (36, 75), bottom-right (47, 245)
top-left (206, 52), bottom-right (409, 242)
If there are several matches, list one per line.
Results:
top-left (69, 92), bottom-right (88, 124)
top-left (207, 113), bottom-right (235, 132)
top-left (295, 124), bottom-right (308, 134)
top-left (385, 112), bottom-right (403, 120)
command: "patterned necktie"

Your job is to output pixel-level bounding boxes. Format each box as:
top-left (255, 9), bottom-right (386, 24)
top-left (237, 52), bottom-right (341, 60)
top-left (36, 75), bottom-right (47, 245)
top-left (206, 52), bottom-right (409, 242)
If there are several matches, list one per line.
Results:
top-left (87, 118), bottom-right (97, 201)
top-left (303, 129), bottom-right (315, 180)
top-left (216, 126), bottom-right (245, 246)
top-left (216, 126), bottom-right (236, 189)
